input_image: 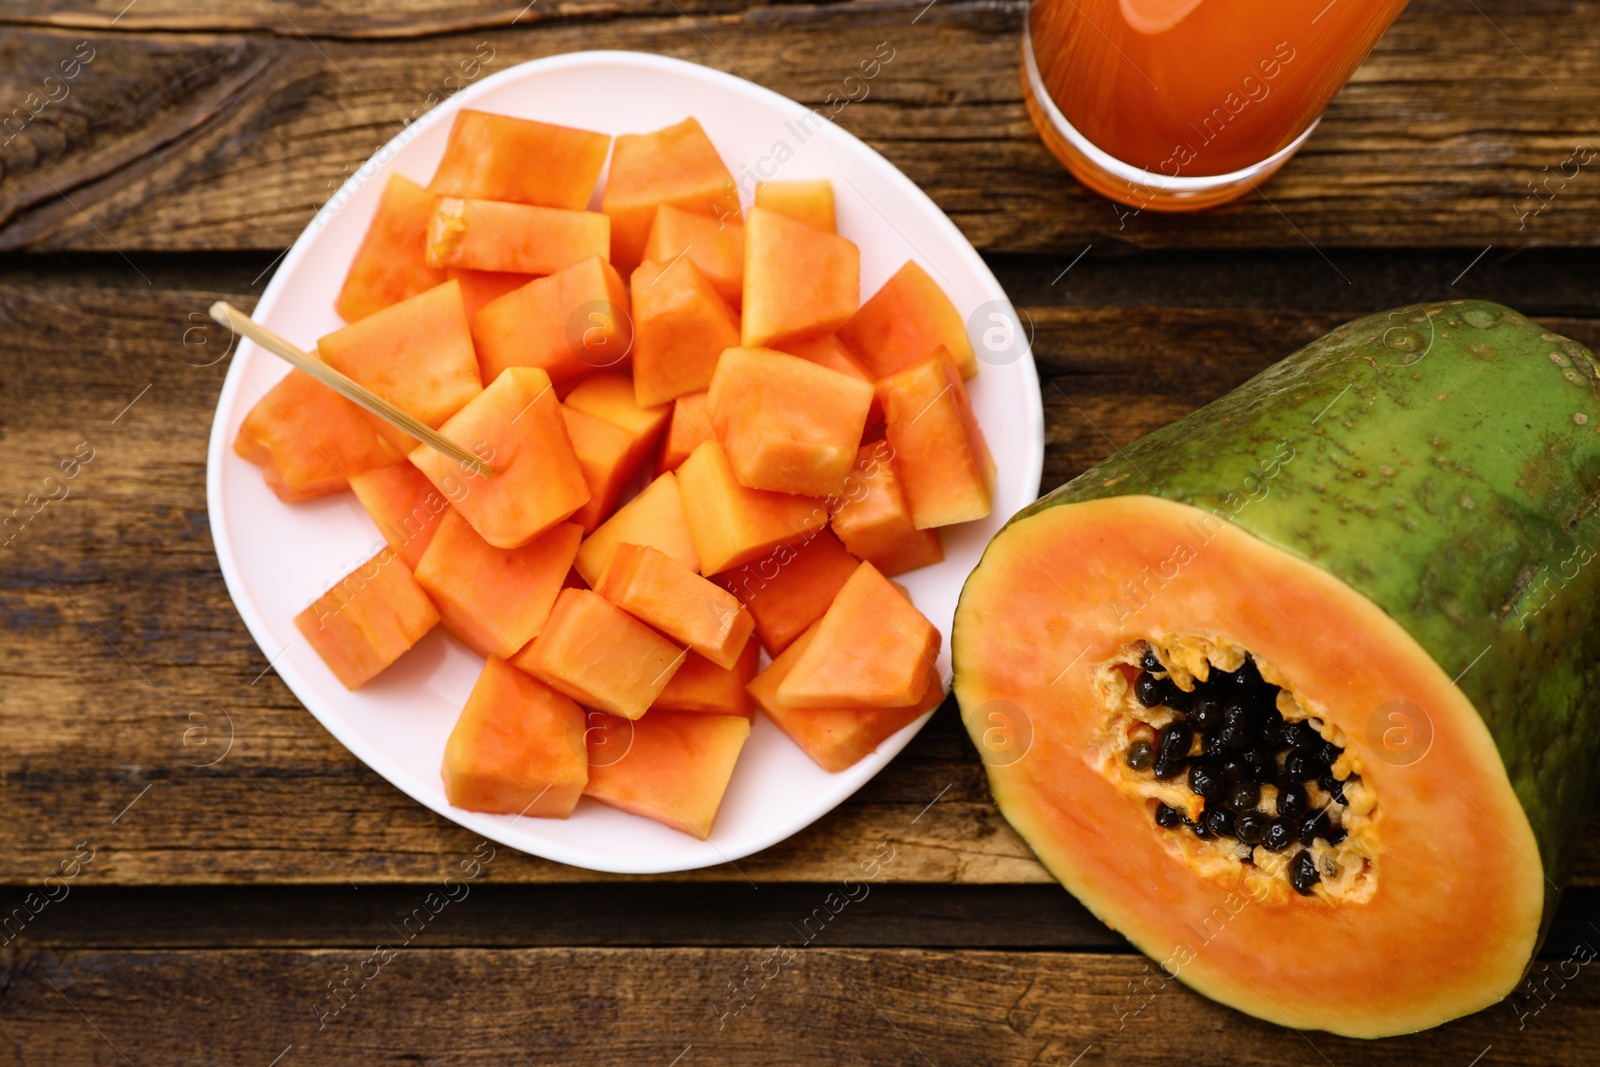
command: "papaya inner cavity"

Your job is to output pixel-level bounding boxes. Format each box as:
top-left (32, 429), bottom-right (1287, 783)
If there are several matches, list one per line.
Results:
top-left (1091, 637), bottom-right (1378, 905)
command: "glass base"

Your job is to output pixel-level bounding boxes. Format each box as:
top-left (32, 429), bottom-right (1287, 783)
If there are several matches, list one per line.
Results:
top-left (1021, 25), bottom-right (1317, 213)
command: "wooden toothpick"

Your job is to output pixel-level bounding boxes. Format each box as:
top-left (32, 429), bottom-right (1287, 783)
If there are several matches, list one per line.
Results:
top-left (210, 301), bottom-right (493, 479)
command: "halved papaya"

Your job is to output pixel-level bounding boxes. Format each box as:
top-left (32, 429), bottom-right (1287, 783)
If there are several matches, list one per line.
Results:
top-left (596, 543), bottom-right (754, 670)
top-left (317, 279), bottom-right (483, 428)
top-left (513, 587), bottom-right (684, 719)
top-left (442, 656), bottom-right (587, 818)
top-left (656, 391), bottom-right (715, 475)
top-left (426, 197), bottom-right (610, 276)
top-left (878, 353), bottom-right (994, 529)
top-left (582, 710), bottom-right (750, 838)
top-left (629, 256), bottom-right (740, 406)
top-left (410, 366), bottom-right (590, 549)
top-left (839, 259), bottom-right (977, 380)
top-left (560, 404), bottom-right (640, 533)
top-left (429, 109), bottom-right (610, 210)
top-left (643, 204), bottom-right (744, 306)
top-left (675, 441), bottom-right (825, 575)
top-left (234, 369), bottom-right (404, 502)
top-left (601, 117), bottom-right (740, 272)
top-left (754, 179), bottom-right (835, 232)
top-left (748, 621), bottom-right (943, 772)
top-left (293, 548), bottom-right (440, 689)
top-left (653, 636), bottom-right (759, 718)
top-left (952, 303), bottom-right (1600, 1037)
top-left (348, 461), bottom-right (450, 568)
top-left (414, 510), bottom-right (582, 659)
top-left (830, 440), bottom-right (944, 576)
top-left (573, 470), bottom-right (700, 586)
top-left (334, 173), bottom-right (446, 323)
top-left (472, 255), bottom-right (631, 385)
top-left (741, 206), bottom-right (859, 349)
top-left (715, 528), bottom-right (860, 656)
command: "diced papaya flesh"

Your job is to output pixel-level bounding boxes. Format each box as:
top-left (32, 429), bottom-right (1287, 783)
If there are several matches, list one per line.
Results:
top-left (653, 637), bottom-right (758, 718)
top-left (582, 710), bottom-right (750, 838)
top-left (513, 587), bottom-right (685, 719)
top-left (754, 179), bottom-right (836, 232)
top-left (430, 109), bottom-right (610, 210)
top-left (878, 353), bottom-right (995, 529)
top-left (472, 256), bottom-right (632, 385)
top-left (348, 461), bottom-right (451, 569)
top-left (597, 543), bottom-right (754, 669)
top-left (831, 441), bottom-right (945, 576)
top-left (602, 118), bottom-right (740, 272)
top-left (629, 257), bottom-right (740, 406)
top-left (573, 470), bottom-right (701, 586)
top-left (839, 259), bottom-right (978, 380)
top-left (442, 656), bottom-right (587, 817)
top-left (741, 206), bottom-right (860, 349)
top-left (235, 369), bottom-right (404, 503)
top-left (426, 197), bottom-right (609, 276)
top-left (335, 173), bottom-right (447, 323)
top-left (644, 204), bottom-right (744, 306)
top-left (715, 528), bottom-right (861, 656)
top-left (294, 548), bottom-right (440, 689)
top-left (676, 441), bottom-right (824, 575)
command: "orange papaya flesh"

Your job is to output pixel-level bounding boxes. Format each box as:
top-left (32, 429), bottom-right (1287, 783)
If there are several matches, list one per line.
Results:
top-left (317, 279), bottom-right (483, 429)
top-left (878, 353), bottom-right (994, 529)
top-left (754, 179), bottom-right (835, 232)
top-left (293, 548), bottom-right (440, 689)
top-left (512, 587), bottom-right (684, 720)
top-left (334, 173), bottom-right (447, 323)
top-left (652, 636), bottom-right (759, 718)
top-left (471, 255), bottom-right (631, 385)
top-left (830, 441), bottom-right (944, 577)
top-left (446, 267), bottom-right (536, 318)
top-left (234, 369), bottom-right (404, 502)
top-left (675, 441), bottom-right (826, 576)
top-left (741, 206), bottom-right (859, 349)
top-left (582, 710), bottom-right (750, 839)
top-left (429, 110), bottom-right (610, 210)
top-left (838, 259), bottom-right (977, 380)
top-left (563, 371), bottom-right (672, 469)
top-left (629, 257), bottom-right (741, 406)
top-left (410, 366), bottom-right (590, 550)
top-left (414, 510), bottom-right (582, 660)
top-left (748, 621), bottom-right (941, 772)
top-left (597, 543), bottom-right (755, 670)
top-left (573, 470), bottom-right (700, 586)
top-left (601, 118), bottom-right (740, 272)
top-left (425, 197), bottom-right (610, 276)
top-left (656, 391), bottom-right (715, 476)
top-left (706, 347), bottom-right (874, 498)
top-left (348, 461), bottom-right (451, 569)
top-left (442, 656), bottom-right (587, 818)
top-left (643, 204), bottom-right (744, 306)
top-left (560, 405), bottom-right (641, 533)
top-left (714, 528), bottom-right (860, 657)
top-left (951, 304), bottom-right (1600, 1036)
top-left (774, 333), bottom-right (884, 440)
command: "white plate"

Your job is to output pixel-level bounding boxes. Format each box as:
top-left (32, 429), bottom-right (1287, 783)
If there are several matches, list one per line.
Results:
top-left (206, 50), bottom-right (1045, 874)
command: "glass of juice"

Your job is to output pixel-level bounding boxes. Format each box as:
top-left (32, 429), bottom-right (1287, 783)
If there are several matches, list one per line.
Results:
top-left (1023, 0), bottom-right (1412, 211)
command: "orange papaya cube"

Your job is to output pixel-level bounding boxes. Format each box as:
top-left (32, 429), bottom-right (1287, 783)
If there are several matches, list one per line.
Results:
top-left (653, 636), bottom-right (758, 718)
top-left (629, 256), bottom-right (741, 406)
top-left (560, 405), bottom-right (640, 533)
top-left (234, 370), bottom-right (404, 502)
top-left (429, 109), bottom-right (610, 210)
top-left (748, 621), bottom-right (941, 773)
top-left (715, 528), bottom-right (860, 656)
top-left (348, 461), bottom-right (451, 568)
top-left (335, 174), bottom-right (446, 323)
top-left (564, 371), bottom-right (672, 470)
top-left (426, 197), bottom-right (610, 276)
top-left (775, 560), bottom-right (940, 709)
top-left (573, 471), bottom-right (700, 586)
top-left (597, 543), bottom-right (755, 670)
top-left (830, 441), bottom-right (944, 576)
top-left (293, 548), bottom-right (440, 689)
top-left (513, 588), bottom-right (685, 719)
top-left (472, 255), bottom-right (631, 385)
top-left (741, 206), bottom-right (859, 349)
top-left (676, 441), bottom-right (826, 575)
top-left (656, 391), bottom-right (715, 475)
top-left (446, 267), bottom-right (536, 318)
top-left (754, 179), bottom-right (835, 232)
top-left (706, 347), bottom-right (874, 497)
top-left (411, 366), bottom-right (590, 549)
top-left (643, 204), bottom-right (744, 305)
top-left (415, 510), bottom-right (582, 659)
top-left (839, 260), bottom-right (977, 380)
top-left (602, 117), bottom-right (740, 272)
top-left (878, 354), bottom-right (995, 529)
top-left (442, 656), bottom-right (588, 817)
top-left (582, 710), bottom-right (750, 838)
top-left (776, 333), bottom-right (884, 440)
top-left (317, 279), bottom-right (482, 428)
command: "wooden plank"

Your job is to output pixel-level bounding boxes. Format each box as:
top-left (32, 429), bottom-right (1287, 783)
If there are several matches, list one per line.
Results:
top-left (1, 1), bottom-right (1598, 255)
top-left (2, 946), bottom-right (1594, 1063)
top-left (2, 284), bottom-right (1599, 888)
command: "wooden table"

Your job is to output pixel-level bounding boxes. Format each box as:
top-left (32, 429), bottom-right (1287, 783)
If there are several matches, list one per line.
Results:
top-left (2, 1), bottom-right (1598, 1062)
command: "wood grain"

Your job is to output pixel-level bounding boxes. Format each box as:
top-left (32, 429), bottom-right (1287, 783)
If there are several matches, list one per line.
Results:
top-left (1, 284), bottom-right (1598, 888)
top-left (2, 946), bottom-right (1595, 1064)
top-left (1, 0), bottom-right (1598, 255)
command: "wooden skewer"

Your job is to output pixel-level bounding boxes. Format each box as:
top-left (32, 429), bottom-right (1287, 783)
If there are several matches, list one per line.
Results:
top-left (210, 301), bottom-right (494, 479)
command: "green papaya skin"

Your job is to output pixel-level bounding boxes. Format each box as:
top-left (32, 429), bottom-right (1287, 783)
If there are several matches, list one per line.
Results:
top-left (992, 300), bottom-right (1600, 921)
